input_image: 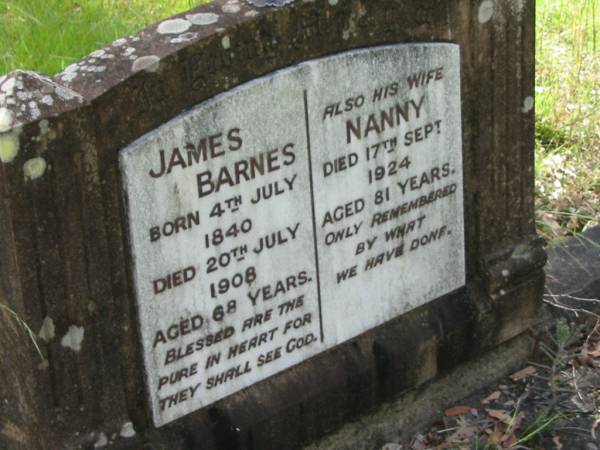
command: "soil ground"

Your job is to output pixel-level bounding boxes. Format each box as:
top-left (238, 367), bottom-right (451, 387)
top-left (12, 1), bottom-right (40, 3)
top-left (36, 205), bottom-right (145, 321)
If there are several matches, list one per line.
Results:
top-left (384, 222), bottom-right (600, 450)
top-left (379, 309), bottom-right (600, 450)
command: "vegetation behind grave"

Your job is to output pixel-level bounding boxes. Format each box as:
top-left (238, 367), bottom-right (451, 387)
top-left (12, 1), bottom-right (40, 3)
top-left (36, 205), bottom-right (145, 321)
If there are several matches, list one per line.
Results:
top-left (0, 0), bottom-right (209, 75)
top-left (535, 0), bottom-right (599, 242)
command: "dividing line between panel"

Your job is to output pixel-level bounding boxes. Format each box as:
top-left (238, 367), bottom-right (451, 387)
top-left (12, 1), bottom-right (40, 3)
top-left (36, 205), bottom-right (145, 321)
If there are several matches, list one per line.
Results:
top-left (303, 89), bottom-right (324, 343)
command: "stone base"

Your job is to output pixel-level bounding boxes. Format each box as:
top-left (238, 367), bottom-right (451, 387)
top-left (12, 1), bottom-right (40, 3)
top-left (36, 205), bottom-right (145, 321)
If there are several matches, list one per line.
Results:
top-left (306, 333), bottom-right (534, 450)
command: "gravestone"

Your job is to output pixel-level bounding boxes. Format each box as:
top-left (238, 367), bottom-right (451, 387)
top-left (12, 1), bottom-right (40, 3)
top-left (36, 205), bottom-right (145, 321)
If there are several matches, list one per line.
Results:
top-left (0, 1), bottom-right (545, 449)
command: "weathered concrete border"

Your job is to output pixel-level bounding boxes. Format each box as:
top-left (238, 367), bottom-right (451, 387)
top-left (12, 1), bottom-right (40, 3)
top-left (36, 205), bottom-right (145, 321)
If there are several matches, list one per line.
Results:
top-left (545, 225), bottom-right (600, 312)
top-left (305, 333), bottom-right (534, 450)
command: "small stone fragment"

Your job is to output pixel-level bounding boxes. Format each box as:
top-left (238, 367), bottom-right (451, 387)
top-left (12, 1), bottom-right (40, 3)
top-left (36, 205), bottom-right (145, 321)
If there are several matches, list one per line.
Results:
top-left (120, 421), bottom-right (136, 438)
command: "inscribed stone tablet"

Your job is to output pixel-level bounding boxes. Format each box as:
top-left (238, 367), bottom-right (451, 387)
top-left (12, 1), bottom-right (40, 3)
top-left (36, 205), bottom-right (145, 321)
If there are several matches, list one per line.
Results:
top-left (120, 43), bottom-right (465, 426)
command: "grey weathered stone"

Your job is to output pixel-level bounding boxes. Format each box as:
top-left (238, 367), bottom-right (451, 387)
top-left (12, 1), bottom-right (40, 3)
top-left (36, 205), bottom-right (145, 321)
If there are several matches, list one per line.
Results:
top-left (545, 226), bottom-right (600, 311)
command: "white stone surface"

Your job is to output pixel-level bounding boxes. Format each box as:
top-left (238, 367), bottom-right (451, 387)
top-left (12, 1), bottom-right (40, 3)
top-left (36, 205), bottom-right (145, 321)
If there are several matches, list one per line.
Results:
top-left (120, 43), bottom-right (465, 427)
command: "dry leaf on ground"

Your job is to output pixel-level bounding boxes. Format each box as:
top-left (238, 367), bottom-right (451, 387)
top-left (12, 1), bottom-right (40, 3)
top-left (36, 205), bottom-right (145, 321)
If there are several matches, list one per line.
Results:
top-left (444, 405), bottom-right (472, 417)
top-left (486, 409), bottom-right (514, 425)
top-left (592, 418), bottom-right (600, 440)
top-left (446, 416), bottom-right (478, 446)
top-left (553, 434), bottom-right (563, 449)
top-left (586, 341), bottom-right (600, 357)
top-left (482, 390), bottom-right (502, 404)
top-left (510, 366), bottom-right (537, 381)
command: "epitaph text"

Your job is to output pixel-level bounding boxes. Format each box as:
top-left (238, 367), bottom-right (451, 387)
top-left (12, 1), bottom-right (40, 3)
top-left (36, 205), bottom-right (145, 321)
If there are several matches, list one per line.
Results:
top-left (120, 44), bottom-right (465, 426)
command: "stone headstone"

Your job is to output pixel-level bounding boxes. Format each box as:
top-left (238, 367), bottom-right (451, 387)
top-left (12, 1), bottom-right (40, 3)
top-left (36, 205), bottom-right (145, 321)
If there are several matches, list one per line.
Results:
top-left (121, 43), bottom-right (464, 426)
top-left (0, 1), bottom-right (544, 449)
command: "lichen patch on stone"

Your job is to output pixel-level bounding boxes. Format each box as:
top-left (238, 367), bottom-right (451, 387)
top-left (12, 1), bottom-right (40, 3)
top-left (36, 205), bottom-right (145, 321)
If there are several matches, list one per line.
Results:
top-left (222, 3), bottom-right (241, 13)
top-left (27, 101), bottom-right (41, 120)
top-left (63, 63), bottom-right (79, 73)
top-left (186, 12), bottom-right (219, 25)
top-left (1, 78), bottom-right (16, 94)
top-left (4, 71), bottom-right (84, 125)
top-left (247, 0), bottom-right (297, 5)
top-left (24, 157), bottom-right (47, 181)
top-left (37, 359), bottom-right (49, 370)
top-left (16, 91), bottom-right (32, 101)
top-left (0, 107), bottom-right (14, 133)
top-left (38, 316), bottom-right (55, 342)
top-left (170, 32), bottom-right (198, 44)
top-left (54, 86), bottom-right (80, 101)
top-left (41, 95), bottom-right (54, 106)
top-left (112, 37), bottom-right (127, 46)
top-left (132, 55), bottom-right (161, 73)
top-left (157, 18), bottom-right (192, 35)
top-left (39, 119), bottom-right (49, 135)
top-left (61, 325), bottom-right (85, 352)
top-left (90, 49), bottom-right (106, 58)
top-left (478, 0), bottom-right (495, 23)
top-left (0, 132), bottom-right (20, 163)
top-left (222, 35), bottom-right (232, 49)
top-left (522, 95), bottom-right (534, 113)
top-left (85, 66), bottom-right (107, 73)
top-left (61, 72), bottom-right (78, 83)
top-left (93, 432), bottom-right (108, 448)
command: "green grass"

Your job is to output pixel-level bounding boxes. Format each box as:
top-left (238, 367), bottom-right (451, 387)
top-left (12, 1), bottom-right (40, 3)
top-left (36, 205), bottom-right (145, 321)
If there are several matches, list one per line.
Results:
top-left (0, 302), bottom-right (44, 359)
top-left (0, 0), bottom-right (208, 75)
top-left (535, 0), bottom-right (600, 242)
